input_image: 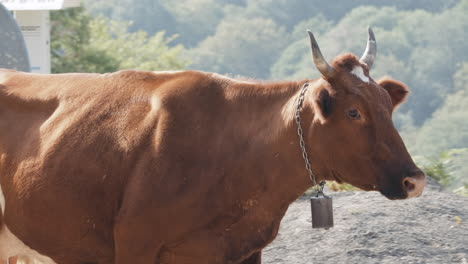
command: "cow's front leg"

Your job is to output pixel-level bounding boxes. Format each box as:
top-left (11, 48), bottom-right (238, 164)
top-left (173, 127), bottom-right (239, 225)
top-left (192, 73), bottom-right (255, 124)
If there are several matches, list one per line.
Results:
top-left (241, 251), bottom-right (261, 264)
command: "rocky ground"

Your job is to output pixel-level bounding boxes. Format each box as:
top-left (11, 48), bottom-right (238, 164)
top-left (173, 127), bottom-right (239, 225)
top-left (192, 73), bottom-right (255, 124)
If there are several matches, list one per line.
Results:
top-left (264, 179), bottom-right (468, 264)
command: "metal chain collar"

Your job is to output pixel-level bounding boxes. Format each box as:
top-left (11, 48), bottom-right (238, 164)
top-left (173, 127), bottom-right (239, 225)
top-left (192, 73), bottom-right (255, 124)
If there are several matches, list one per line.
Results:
top-left (295, 83), bottom-right (326, 196)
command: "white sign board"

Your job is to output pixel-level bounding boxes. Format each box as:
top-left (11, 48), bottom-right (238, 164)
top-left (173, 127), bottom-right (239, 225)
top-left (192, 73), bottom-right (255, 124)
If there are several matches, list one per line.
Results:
top-left (0, 0), bottom-right (80, 10)
top-left (2, 0), bottom-right (80, 74)
top-left (14, 10), bottom-right (50, 73)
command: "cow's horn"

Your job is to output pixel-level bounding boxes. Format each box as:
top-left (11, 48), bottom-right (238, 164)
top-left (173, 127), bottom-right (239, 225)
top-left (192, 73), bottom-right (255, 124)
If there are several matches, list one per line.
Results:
top-left (359, 27), bottom-right (377, 69)
top-left (307, 31), bottom-right (336, 79)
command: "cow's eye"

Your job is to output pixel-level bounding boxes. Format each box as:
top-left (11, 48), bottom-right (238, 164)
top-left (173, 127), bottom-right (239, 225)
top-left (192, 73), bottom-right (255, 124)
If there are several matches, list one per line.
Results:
top-left (348, 109), bottom-right (361, 119)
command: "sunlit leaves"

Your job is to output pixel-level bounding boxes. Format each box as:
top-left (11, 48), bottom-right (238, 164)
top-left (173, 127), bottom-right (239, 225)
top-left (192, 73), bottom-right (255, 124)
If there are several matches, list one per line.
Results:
top-left (51, 8), bottom-right (187, 73)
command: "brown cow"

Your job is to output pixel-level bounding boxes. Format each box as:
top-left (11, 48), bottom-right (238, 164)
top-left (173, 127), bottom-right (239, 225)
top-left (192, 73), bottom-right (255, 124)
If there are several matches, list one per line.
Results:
top-left (0, 28), bottom-right (425, 264)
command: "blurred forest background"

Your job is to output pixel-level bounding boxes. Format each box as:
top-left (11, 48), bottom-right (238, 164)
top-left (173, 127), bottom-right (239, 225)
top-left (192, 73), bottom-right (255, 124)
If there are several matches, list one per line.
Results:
top-left (50, 0), bottom-right (468, 196)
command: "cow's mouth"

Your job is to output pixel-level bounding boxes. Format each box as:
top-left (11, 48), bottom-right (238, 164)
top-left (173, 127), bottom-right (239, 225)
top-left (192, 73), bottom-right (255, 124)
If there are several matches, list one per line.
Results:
top-left (379, 189), bottom-right (408, 200)
top-left (331, 170), bottom-right (409, 199)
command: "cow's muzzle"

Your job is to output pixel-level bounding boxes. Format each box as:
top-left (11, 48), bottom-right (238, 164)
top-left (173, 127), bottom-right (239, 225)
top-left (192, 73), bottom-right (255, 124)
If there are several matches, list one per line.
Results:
top-left (402, 170), bottom-right (426, 198)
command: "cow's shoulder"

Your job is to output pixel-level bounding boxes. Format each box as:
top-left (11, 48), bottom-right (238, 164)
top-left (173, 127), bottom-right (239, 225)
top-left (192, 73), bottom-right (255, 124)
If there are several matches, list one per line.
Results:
top-left (121, 70), bottom-right (230, 112)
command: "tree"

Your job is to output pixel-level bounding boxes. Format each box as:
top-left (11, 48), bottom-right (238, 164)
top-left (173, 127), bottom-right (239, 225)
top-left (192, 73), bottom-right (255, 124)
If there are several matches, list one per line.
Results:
top-left (269, 15), bottom-right (334, 80)
top-left (414, 148), bottom-right (468, 196)
top-left (88, 18), bottom-right (188, 71)
top-left (190, 16), bottom-right (289, 79)
top-left (410, 63), bottom-right (468, 155)
top-left (83, 0), bottom-right (459, 50)
top-left (83, 0), bottom-right (178, 37)
top-left (159, 0), bottom-right (228, 47)
top-left (51, 7), bottom-right (188, 73)
top-left (269, 1), bottom-right (468, 126)
top-left (51, 7), bottom-right (119, 73)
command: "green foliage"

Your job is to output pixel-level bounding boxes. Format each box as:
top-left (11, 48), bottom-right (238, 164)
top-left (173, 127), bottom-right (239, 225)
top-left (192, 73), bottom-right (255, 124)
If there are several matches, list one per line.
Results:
top-left (273, 1), bottom-right (468, 127)
top-left (328, 182), bottom-right (360, 192)
top-left (453, 185), bottom-right (468, 197)
top-left (159, 0), bottom-right (228, 46)
top-left (415, 154), bottom-right (452, 186)
top-left (83, 0), bottom-right (178, 37)
top-left (190, 16), bottom-right (288, 78)
top-left (88, 18), bottom-right (188, 71)
top-left (270, 15), bottom-right (334, 80)
top-left (454, 62), bottom-right (468, 92)
top-left (415, 149), bottom-right (468, 196)
top-left (410, 62), bottom-right (468, 155)
top-left (51, 7), bottom-right (187, 73)
top-left (51, 7), bottom-right (119, 73)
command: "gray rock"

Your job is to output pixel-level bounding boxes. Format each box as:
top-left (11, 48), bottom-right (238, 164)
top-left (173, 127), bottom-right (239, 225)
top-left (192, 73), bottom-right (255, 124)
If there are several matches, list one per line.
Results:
top-left (264, 189), bottom-right (468, 264)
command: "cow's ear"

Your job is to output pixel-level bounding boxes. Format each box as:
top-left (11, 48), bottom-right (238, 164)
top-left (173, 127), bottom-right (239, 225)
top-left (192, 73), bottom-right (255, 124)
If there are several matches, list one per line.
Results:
top-left (378, 78), bottom-right (409, 110)
top-left (312, 88), bottom-right (332, 124)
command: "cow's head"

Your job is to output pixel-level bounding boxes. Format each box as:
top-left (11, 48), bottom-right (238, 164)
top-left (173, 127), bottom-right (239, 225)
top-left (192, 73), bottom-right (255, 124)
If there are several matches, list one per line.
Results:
top-left (306, 28), bottom-right (425, 200)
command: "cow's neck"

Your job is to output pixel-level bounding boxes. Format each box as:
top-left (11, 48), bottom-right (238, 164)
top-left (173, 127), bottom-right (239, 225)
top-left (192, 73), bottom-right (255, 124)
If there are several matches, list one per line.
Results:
top-left (223, 79), bottom-right (319, 204)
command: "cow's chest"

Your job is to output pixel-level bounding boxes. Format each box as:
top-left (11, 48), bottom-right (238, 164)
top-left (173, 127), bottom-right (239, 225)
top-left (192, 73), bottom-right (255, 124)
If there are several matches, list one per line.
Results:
top-left (159, 199), bottom-right (287, 263)
top-left (157, 156), bottom-right (295, 262)
top-left (224, 198), bottom-right (288, 259)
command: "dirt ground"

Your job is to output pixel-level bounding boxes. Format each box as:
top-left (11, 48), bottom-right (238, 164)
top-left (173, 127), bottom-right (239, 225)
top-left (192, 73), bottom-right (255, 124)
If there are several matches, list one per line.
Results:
top-left (264, 180), bottom-right (468, 264)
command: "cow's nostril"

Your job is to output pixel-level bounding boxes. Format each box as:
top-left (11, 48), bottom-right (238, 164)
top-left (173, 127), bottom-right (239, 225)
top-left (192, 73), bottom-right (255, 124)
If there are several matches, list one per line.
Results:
top-left (402, 172), bottom-right (426, 198)
top-left (403, 178), bottom-right (415, 192)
